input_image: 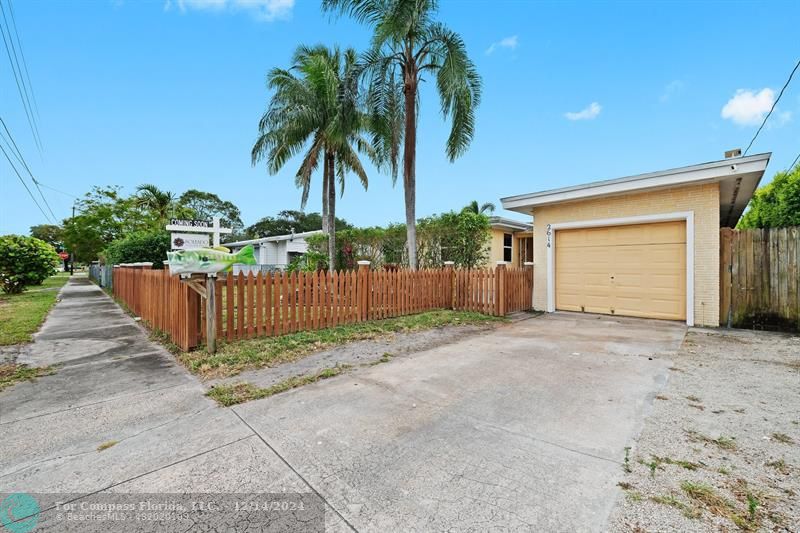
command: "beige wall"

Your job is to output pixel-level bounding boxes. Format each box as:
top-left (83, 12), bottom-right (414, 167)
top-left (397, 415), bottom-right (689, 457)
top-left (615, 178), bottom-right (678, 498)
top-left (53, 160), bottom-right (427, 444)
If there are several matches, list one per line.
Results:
top-left (531, 183), bottom-right (720, 326)
top-left (489, 228), bottom-right (511, 265)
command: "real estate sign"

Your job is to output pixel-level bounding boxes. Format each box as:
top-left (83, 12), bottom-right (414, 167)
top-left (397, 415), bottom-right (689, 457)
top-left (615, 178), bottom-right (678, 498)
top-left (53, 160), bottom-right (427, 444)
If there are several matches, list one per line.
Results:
top-left (171, 233), bottom-right (210, 250)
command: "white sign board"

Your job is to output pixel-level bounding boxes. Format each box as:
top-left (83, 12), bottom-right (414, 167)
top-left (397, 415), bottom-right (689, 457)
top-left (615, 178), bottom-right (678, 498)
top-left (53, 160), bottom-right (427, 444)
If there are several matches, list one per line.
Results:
top-left (171, 233), bottom-right (210, 250)
top-left (165, 216), bottom-right (232, 247)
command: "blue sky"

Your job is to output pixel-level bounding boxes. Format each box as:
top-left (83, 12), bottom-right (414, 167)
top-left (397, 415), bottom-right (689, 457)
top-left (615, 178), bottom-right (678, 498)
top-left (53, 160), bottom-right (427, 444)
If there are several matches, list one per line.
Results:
top-left (1, 0), bottom-right (799, 235)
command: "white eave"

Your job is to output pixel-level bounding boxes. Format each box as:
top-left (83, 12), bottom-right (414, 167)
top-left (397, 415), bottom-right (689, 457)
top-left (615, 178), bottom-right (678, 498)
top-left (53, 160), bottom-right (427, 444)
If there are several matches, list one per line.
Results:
top-left (225, 230), bottom-right (323, 248)
top-left (500, 153), bottom-right (771, 227)
top-left (489, 216), bottom-right (533, 232)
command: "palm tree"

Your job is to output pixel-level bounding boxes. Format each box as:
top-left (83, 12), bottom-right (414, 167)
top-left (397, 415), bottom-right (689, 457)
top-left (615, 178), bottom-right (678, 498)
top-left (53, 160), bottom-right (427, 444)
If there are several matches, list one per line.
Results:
top-left (462, 200), bottom-right (495, 215)
top-left (135, 184), bottom-right (176, 222)
top-left (252, 45), bottom-right (372, 269)
top-left (323, 0), bottom-right (482, 269)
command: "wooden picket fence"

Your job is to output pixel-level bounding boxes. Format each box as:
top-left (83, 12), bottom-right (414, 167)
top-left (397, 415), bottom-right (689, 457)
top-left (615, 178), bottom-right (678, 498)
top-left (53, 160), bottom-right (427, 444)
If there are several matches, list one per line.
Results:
top-left (114, 264), bottom-right (534, 350)
top-left (720, 226), bottom-right (800, 331)
top-left (112, 266), bottom-right (200, 350)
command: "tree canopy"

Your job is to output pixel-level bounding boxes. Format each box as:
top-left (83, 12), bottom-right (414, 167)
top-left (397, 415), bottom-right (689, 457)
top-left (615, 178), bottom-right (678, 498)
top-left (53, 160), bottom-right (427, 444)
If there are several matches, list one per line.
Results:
top-left (245, 210), bottom-right (351, 238)
top-left (738, 163), bottom-right (800, 229)
top-left (178, 189), bottom-right (244, 232)
top-left (59, 186), bottom-right (244, 263)
top-left (29, 224), bottom-right (64, 249)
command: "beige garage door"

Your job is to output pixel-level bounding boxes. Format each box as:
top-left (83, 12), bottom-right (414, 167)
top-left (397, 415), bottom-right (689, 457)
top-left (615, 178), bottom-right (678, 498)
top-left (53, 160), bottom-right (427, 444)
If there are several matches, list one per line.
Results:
top-left (556, 221), bottom-right (686, 320)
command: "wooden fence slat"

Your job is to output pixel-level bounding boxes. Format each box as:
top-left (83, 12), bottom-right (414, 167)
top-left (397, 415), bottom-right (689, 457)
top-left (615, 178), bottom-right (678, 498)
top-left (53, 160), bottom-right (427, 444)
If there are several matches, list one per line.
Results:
top-left (112, 263), bottom-right (543, 350)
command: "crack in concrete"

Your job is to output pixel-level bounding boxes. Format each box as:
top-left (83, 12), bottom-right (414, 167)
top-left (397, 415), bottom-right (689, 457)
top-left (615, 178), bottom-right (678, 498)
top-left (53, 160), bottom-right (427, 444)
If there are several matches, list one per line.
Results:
top-left (229, 407), bottom-right (360, 533)
top-left (0, 406), bottom-right (215, 479)
top-left (5, 435), bottom-right (255, 526)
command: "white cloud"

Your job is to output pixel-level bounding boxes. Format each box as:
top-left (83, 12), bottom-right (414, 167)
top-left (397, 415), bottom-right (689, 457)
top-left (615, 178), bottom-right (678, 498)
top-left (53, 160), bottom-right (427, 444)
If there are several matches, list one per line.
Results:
top-left (486, 35), bottom-right (518, 55)
top-left (564, 102), bottom-right (601, 121)
top-left (659, 80), bottom-right (684, 103)
top-left (165, 0), bottom-right (294, 21)
top-left (721, 88), bottom-right (774, 126)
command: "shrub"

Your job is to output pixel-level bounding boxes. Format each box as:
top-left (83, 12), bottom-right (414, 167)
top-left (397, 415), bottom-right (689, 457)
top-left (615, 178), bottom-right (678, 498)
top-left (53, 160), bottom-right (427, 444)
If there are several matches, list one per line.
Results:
top-left (307, 211), bottom-right (490, 269)
top-left (104, 231), bottom-right (171, 268)
top-left (0, 235), bottom-right (60, 294)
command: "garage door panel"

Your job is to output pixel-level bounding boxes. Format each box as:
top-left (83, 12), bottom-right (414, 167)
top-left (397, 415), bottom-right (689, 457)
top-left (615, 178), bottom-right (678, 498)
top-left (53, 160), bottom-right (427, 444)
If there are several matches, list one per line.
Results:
top-left (555, 221), bottom-right (686, 321)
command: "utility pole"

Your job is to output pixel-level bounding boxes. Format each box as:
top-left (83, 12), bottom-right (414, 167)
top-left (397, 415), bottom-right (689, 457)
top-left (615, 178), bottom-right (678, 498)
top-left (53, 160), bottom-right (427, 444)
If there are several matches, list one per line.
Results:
top-left (69, 202), bottom-right (76, 275)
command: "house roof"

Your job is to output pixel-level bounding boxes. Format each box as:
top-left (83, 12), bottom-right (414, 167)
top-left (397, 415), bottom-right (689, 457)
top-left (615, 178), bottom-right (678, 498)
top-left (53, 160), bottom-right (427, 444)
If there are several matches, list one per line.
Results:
top-left (500, 153), bottom-right (771, 227)
top-left (489, 216), bottom-right (532, 232)
top-left (224, 230), bottom-right (323, 248)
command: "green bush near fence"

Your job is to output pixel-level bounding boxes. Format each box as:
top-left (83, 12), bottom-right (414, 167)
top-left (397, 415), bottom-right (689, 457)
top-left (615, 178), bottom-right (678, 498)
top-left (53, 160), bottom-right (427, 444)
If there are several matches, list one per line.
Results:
top-left (104, 230), bottom-right (171, 268)
top-left (307, 211), bottom-right (490, 270)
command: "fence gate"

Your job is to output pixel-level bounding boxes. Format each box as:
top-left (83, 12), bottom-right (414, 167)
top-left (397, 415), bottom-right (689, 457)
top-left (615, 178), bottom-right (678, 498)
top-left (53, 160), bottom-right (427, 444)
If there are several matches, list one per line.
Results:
top-left (720, 226), bottom-right (800, 331)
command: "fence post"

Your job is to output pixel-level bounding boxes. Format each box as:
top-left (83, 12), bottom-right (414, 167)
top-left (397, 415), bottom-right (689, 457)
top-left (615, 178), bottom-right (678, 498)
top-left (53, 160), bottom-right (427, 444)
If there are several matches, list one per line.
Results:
top-left (496, 262), bottom-right (507, 316)
top-left (444, 261), bottom-right (455, 310)
top-left (357, 261), bottom-right (371, 322)
top-left (524, 261), bottom-right (534, 311)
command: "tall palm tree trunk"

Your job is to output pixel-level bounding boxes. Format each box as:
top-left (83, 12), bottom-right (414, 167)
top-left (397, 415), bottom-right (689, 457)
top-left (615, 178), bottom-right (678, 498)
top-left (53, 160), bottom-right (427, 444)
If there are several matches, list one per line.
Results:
top-left (326, 153), bottom-right (337, 270)
top-left (321, 164), bottom-right (329, 234)
top-left (403, 73), bottom-right (418, 270)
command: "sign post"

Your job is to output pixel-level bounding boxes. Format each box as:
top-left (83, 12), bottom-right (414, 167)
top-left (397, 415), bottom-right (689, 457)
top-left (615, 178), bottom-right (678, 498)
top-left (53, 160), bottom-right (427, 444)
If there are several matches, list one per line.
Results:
top-left (206, 274), bottom-right (217, 354)
top-left (165, 217), bottom-right (234, 354)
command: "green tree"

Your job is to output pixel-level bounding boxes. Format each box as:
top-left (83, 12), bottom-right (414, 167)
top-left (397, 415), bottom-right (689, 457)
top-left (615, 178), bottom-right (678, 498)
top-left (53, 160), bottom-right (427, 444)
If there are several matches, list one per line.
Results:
top-left (104, 231), bottom-right (171, 268)
top-left (461, 200), bottom-right (495, 215)
top-left (62, 186), bottom-right (152, 263)
top-left (178, 189), bottom-right (244, 232)
top-left (245, 210), bottom-right (351, 238)
top-left (29, 224), bottom-right (64, 249)
top-left (0, 235), bottom-right (60, 293)
top-left (738, 163), bottom-right (800, 229)
top-left (324, 0), bottom-right (482, 269)
top-left (135, 184), bottom-right (177, 223)
top-left (252, 44), bottom-right (374, 269)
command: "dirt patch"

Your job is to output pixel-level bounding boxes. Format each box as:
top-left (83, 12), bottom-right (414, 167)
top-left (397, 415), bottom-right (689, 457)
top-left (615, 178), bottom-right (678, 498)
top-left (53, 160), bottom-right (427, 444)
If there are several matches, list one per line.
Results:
top-left (607, 328), bottom-right (800, 532)
top-left (206, 322), bottom-right (501, 391)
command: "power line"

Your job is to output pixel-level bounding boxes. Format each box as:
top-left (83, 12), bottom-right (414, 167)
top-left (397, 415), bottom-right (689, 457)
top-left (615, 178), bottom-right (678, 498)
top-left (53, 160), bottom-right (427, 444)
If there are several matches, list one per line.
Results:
top-left (0, 143), bottom-right (52, 223)
top-left (0, 117), bottom-right (58, 220)
top-left (0, 0), bottom-right (41, 152)
top-left (790, 151), bottom-right (800, 171)
top-left (744, 58), bottom-right (800, 156)
top-left (6, 0), bottom-right (40, 121)
top-left (33, 180), bottom-right (79, 200)
top-left (0, 117), bottom-right (59, 221)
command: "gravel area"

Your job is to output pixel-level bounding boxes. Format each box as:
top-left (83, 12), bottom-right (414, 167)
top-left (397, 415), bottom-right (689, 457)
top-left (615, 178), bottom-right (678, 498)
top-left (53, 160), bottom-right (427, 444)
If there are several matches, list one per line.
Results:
top-left (206, 320), bottom-right (505, 390)
top-left (607, 327), bottom-right (800, 532)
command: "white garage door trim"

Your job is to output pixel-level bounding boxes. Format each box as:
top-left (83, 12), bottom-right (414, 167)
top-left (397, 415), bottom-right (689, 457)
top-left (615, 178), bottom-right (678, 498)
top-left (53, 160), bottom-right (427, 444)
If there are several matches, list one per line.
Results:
top-left (545, 211), bottom-right (695, 326)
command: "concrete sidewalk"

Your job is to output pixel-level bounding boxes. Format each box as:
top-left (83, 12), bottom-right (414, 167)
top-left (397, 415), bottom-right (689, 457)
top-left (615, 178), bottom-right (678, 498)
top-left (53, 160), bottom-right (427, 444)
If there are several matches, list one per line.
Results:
top-left (0, 276), bottom-right (347, 531)
top-left (0, 277), bottom-right (686, 532)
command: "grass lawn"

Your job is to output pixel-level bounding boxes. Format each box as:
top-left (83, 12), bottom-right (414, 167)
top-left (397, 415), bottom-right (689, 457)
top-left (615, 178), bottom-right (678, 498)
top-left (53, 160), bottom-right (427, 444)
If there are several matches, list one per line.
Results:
top-left (181, 309), bottom-right (503, 379)
top-left (0, 273), bottom-right (70, 345)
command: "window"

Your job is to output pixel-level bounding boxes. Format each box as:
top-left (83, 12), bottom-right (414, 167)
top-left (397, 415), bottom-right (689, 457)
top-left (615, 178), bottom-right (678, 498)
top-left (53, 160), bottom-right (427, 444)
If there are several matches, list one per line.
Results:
top-left (503, 233), bottom-right (513, 262)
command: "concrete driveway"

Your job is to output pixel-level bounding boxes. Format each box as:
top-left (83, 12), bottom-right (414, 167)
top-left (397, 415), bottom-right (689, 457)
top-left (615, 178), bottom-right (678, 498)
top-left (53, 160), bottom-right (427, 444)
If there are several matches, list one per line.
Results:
top-left (0, 278), bottom-right (686, 532)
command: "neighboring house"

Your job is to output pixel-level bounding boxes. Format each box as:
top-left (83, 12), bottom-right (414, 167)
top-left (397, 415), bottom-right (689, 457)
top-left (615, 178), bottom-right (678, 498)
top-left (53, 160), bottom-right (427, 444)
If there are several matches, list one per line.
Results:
top-left (500, 152), bottom-right (771, 327)
top-left (488, 216), bottom-right (533, 267)
top-left (225, 230), bottom-right (322, 271)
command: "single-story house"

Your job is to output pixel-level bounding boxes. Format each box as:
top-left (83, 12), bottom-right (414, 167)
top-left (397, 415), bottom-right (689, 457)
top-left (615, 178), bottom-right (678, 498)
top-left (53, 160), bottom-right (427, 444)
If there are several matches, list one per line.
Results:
top-left (500, 153), bottom-right (771, 327)
top-left (488, 216), bottom-right (533, 267)
top-left (225, 230), bottom-right (322, 270)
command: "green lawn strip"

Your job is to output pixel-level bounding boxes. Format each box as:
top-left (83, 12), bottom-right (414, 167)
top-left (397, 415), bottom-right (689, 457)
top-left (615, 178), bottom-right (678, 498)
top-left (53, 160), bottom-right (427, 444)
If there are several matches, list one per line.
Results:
top-left (0, 273), bottom-right (70, 345)
top-left (207, 365), bottom-right (351, 406)
top-left (0, 363), bottom-right (55, 392)
top-left (182, 309), bottom-right (502, 378)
